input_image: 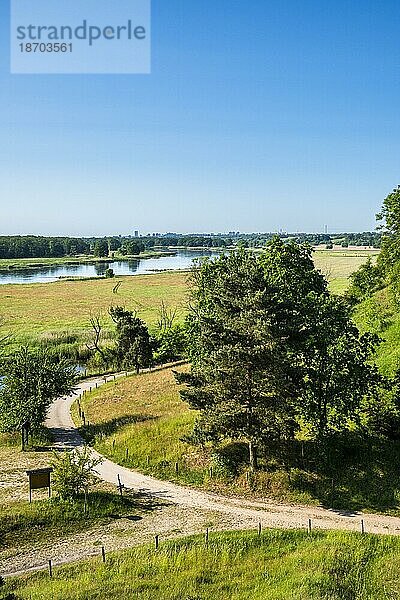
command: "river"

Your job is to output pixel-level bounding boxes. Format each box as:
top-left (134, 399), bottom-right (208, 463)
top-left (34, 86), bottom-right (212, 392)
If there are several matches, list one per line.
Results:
top-left (0, 249), bottom-right (222, 285)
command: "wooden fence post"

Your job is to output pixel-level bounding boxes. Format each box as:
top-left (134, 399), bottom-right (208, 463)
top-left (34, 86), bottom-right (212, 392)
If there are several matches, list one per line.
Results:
top-left (101, 546), bottom-right (106, 563)
top-left (155, 535), bottom-right (159, 550)
top-left (308, 519), bottom-right (312, 533)
top-left (361, 519), bottom-right (365, 534)
top-left (117, 474), bottom-right (123, 497)
top-left (48, 560), bottom-right (53, 577)
top-left (258, 521), bottom-right (262, 535)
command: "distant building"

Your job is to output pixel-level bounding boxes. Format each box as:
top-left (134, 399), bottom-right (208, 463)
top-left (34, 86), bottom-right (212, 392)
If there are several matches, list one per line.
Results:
top-left (134, 230), bottom-right (139, 238)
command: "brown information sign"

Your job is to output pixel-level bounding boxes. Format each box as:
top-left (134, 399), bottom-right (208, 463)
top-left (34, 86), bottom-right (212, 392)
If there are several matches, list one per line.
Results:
top-left (26, 468), bottom-right (53, 502)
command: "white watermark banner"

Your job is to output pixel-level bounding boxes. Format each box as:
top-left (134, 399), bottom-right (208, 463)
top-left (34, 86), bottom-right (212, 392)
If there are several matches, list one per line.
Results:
top-left (11, 0), bottom-right (151, 74)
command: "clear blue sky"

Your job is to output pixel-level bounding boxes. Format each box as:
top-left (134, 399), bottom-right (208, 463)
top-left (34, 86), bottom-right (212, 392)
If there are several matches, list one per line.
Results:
top-left (1, 0), bottom-right (400, 236)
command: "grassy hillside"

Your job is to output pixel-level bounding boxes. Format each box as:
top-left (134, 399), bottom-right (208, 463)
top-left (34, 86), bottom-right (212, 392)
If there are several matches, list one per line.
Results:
top-left (353, 287), bottom-right (400, 376)
top-left (4, 529), bottom-right (400, 599)
top-left (77, 367), bottom-right (400, 515)
top-left (74, 366), bottom-right (201, 484)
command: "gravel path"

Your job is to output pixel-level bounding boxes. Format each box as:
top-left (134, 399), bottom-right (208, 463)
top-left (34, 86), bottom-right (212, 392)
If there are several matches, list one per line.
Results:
top-left (46, 373), bottom-right (400, 537)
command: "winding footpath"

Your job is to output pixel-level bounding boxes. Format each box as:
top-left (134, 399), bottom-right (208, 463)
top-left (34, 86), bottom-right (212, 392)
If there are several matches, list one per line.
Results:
top-left (46, 372), bottom-right (400, 537)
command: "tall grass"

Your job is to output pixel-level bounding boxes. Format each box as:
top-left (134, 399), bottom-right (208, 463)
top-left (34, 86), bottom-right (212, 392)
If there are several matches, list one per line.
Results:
top-left (4, 529), bottom-right (400, 599)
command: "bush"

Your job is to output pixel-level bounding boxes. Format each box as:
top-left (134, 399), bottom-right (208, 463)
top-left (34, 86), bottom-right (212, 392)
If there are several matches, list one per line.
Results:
top-left (154, 324), bottom-right (187, 364)
top-left (51, 447), bottom-right (103, 499)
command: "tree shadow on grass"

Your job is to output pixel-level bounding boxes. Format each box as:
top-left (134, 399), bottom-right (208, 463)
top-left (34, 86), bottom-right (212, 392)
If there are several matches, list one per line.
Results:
top-left (0, 490), bottom-right (169, 552)
top-left (265, 434), bottom-right (400, 514)
top-left (90, 489), bottom-right (168, 518)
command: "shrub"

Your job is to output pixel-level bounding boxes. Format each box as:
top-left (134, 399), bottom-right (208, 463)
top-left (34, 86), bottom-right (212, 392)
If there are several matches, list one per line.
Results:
top-left (51, 446), bottom-right (103, 499)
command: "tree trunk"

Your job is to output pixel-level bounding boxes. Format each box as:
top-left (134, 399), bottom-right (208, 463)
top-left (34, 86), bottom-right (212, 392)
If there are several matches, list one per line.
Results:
top-left (249, 440), bottom-right (258, 471)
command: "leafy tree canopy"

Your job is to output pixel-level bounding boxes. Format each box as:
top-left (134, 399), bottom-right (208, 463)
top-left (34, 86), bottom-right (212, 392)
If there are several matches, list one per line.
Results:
top-left (377, 184), bottom-right (400, 273)
top-left (177, 239), bottom-right (381, 467)
top-left (0, 347), bottom-right (77, 432)
top-left (110, 306), bottom-right (154, 372)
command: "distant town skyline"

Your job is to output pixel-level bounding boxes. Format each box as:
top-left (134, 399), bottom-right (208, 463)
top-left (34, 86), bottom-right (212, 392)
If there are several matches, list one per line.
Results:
top-left (0, 228), bottom-right (383, 238)
top-left (1, 0), bottom-right (400, 235)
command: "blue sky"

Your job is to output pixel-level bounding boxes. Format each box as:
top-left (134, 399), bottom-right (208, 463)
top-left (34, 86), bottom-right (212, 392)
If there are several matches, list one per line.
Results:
top-left (1, 0), bottom-right (400, 236)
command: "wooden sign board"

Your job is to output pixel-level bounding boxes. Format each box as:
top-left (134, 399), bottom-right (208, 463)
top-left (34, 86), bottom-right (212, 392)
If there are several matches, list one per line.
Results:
top-left (26, 468), bottom-right (53, 502)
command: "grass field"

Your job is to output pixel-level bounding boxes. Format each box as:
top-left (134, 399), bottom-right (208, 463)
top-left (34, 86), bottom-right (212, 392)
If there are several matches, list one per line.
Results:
top-left (0, 272), bottom-right (189, 353)
top-left (0, 251), bottom-right (377, 352)
top-left (4, 529), bottom-right (400, 599)
top-left (74, 366), bottom-right (203, 484)
top-left (77, 367), bottom-right (400, 515)
top-left (313, 249), bottom-right (378, 295)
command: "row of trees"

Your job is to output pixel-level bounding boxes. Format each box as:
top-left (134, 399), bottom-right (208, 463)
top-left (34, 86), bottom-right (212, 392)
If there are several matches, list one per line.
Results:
top-left (0, 231), bottom-right (382, 261)
top-left (0, 236), bottom-right (90, 259)
top-left (176, 238), bottom-right (389, 469)
top-left (141, 236), bottom-right (231, 248)
top-left (0, 235), bottom-right (146, 260)
top-left (91, 239), bottom-right (146, 258)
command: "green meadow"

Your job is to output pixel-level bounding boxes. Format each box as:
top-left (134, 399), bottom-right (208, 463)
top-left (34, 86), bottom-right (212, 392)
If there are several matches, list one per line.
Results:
top-left (0, 250), bottom-right (377, 352)
top-left (4, 530), bottom-right (400, 600)
top-left (0, 272), bottom-right (189, 358)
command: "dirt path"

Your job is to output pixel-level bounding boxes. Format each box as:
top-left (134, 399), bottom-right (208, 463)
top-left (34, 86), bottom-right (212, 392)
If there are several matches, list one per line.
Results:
top-left (46, 373), bottom-right (400, 536)
top-left (4, 371), bottom-right (400, 578)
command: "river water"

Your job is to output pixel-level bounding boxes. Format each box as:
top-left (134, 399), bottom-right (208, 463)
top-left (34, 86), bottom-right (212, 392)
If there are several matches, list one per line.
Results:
top-left (0, 249), bottom-right (222, 285)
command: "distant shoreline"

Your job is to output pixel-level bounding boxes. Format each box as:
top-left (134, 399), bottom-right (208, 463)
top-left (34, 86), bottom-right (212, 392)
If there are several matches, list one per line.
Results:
top-left (0, 250), bottom-right (177, 273)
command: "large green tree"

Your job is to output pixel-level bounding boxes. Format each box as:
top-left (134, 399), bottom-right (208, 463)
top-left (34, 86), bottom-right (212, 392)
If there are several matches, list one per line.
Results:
top-left (177, 241), bottom-right (328, 468)
top-left (93, 239), bottom-right (109, 258)
top-left (300, 294), bottom-right (381, 436)
top-left (110, 306), bottom-right (154, 373)
top-left (177, 239), bottom-right (381, 468)
top-left (0, 347), bottom-right (77, 432)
